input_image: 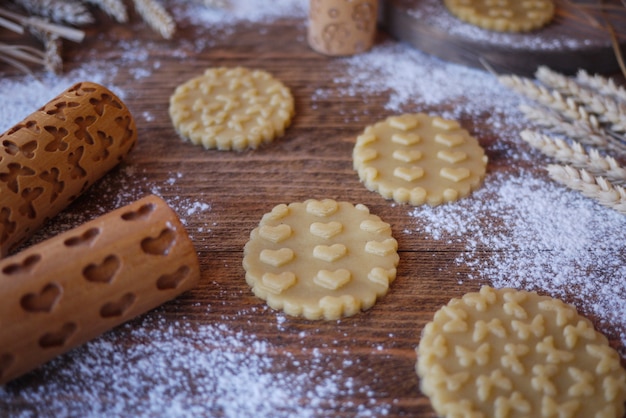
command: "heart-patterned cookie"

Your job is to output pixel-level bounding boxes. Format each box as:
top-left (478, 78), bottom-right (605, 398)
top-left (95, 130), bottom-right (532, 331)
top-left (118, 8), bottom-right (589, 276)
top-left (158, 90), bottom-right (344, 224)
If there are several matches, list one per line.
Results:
top-left (353, 113), bottom-right (488, 206)
top-left (243, 199), bottom-right (399, 320)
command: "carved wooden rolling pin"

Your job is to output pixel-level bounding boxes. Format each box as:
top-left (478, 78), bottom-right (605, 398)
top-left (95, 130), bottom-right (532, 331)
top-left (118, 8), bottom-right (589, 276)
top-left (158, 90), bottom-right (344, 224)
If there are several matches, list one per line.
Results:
top-left (0, 81), bottom-right (137, 256)
top-left (0, 194), bottom-right (200, 385)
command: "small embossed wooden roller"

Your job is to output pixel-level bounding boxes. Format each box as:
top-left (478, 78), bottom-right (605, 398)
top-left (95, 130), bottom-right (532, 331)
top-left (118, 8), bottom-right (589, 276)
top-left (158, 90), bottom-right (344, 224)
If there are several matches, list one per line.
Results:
top-left (0, 81), bottom-right (137, 257)
top-left (307, 0), bottom-right (378, 56)
top-left (0, 194), bottom-right (200, 385)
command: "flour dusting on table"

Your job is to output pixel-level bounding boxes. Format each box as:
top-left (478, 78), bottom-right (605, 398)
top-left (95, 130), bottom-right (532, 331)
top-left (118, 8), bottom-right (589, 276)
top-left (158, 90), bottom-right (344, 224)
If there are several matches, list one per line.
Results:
top-left (0, 0), bottom-right (625, 416)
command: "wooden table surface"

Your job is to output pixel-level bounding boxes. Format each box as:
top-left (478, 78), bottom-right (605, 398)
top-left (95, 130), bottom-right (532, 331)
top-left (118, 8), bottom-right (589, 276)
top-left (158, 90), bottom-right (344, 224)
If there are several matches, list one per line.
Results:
top-left (1, 2), bottom-right (625, 417)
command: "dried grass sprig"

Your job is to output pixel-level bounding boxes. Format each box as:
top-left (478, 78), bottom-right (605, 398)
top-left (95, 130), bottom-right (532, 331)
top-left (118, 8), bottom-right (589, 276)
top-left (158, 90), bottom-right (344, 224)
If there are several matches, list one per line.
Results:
top-left (0, 8), bottom-right (85, 42)
top-left (547, 164), bottom-right (626, 214)
top-left (13, 0), bottom-right (94, 25)
top-left (132, 0), bottom-right (175, 39)
top-left (0, 42), bottom-right (45, 75)
top-left (521, 130), bottom-right (626, 185)
top-left (536, 66), bottom-right (626, 133)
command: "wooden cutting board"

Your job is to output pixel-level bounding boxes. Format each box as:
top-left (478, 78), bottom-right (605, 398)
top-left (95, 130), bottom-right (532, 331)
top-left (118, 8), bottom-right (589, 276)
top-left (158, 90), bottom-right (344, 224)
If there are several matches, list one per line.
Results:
top-left (380, 0), bottom-right (626, 76)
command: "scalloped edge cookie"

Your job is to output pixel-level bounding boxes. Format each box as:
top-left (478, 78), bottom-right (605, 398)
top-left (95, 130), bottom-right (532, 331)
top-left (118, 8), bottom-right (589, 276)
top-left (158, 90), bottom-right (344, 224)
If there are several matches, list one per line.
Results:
top-left (443, 0), bottom-right (556, 33)
top-left (243, 199), bottom-right (399, 320)
top-left (353, 113), bottom-right (488, 206)
top-left (417, 286), bottom-right (626, 418)
top-left (169, 66), bottom-right (295, 151)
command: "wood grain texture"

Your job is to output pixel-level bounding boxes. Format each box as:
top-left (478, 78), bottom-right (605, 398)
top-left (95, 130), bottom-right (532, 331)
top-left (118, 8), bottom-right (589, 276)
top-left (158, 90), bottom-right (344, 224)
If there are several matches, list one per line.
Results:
top-left (0, 6), bottom-right (625, 417)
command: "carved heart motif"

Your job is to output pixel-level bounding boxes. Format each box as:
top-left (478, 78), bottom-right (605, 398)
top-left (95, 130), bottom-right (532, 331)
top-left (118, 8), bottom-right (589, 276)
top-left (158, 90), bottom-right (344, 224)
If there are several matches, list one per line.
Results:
top-left (39, 322), bottom-right (77, 348)
top-left (83, 255), bottom-right (121, 283)
top-left (156, 266), bottom-right (190, 290)
top-left (121, 203), bottom-right (155, 221)
top-left (141, 228), bottom-right (176, 255)
top-left (259, 224), bottom-right (292, 243)
top-left (100, 293), bottom-right (136, 318)
top-left (20, 282), bottom-right (62, 313)
top-left (314, 269), bottom-right (351, 290)
top-left (2, 254), bottom-right (41, 275)
top-left (306, 199), bottom-right (338, 217)
top-left (313, 244), bottom-right (347, 262)
top-left (63, 227), bottom-right (100, 247)
top-left (261, 272), bottom-right (296, 294)
top-left (259, 248), bottom-right (294, 267)
top-left (309, 221), bottom-right (343, 239)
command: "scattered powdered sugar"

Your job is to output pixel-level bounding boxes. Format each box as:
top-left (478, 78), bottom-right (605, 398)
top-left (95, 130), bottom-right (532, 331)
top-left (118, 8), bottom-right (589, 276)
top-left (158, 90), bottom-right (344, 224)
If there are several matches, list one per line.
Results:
top-left (0, 63), bottom-right (120, 133)
top-left (1, 0), bottom-right (625, 415)
top-left (406, 170), bottom-right (626, 353)
top-left (0, 316), bottom-right (389, 418)
top-left (173, 0), bottom-right (306, 26)
top-left (327, 41), bottom-right (523, 118)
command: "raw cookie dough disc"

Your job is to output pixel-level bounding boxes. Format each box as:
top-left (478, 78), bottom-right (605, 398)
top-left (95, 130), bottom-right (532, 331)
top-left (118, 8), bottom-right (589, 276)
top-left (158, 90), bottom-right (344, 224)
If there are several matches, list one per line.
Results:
top-left (443, 0), bottom-right (555, 33)
top-left (353, 113), bottom-right (488, 206)
top-left (169, 67), bottom-right (295, 151)
top-left (243, 199), bottom-right (399, 320)
top-left (417, 286), bottom-right (626, 418)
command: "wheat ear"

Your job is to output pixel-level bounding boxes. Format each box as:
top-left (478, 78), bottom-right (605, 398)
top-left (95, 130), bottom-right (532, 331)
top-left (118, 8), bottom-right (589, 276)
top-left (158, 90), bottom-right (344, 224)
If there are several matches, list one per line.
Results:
top-left (547, 165), bottom-right (626, 214)
top-left (576, 69), bottom-right (626, 104)
top-left (14, 0), bottom-right (93, 25)
top-left (536, 66), bottom-right (626, 133)
top-left (521, 130), bottom-right (626, 185)
top-left (133, 0), bottom-right (175, 39)
top-left (499, 74), bottom-right (586, 120)
top-left (85, 0), bottom-right (128, 23)
top-left (518, 104), bottom-right (619, 150)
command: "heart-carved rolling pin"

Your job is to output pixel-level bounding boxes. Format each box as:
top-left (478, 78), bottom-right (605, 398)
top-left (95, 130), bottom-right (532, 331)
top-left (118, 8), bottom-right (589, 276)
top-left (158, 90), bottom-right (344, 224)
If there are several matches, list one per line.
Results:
top-left (0, 194), bottom-right (200, 384)
top-left (0, 81), bottom-right (137, 256)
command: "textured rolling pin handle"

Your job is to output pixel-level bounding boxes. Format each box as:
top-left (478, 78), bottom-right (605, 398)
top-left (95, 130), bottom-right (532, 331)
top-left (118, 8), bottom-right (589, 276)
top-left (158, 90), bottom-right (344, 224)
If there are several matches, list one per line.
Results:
top-left (0, 194), bottom-right (200, 385)
top-left (307, 0), bottom-right (378, 56)
top-left (0, 81), bottom-right (137, 257)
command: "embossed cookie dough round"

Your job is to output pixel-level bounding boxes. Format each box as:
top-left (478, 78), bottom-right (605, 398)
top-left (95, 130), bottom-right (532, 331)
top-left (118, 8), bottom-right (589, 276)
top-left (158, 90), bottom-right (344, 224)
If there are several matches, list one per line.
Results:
top-left (353, 113), bottom-right (488, 206)
top-left (243, 199), bottom-right (399, 320)
top-left (416, 286), bottom-right (626, 418)
top-left (443, 0), bottom-right (555, 33)
top-left (169, 66), bottom-right (295, 151)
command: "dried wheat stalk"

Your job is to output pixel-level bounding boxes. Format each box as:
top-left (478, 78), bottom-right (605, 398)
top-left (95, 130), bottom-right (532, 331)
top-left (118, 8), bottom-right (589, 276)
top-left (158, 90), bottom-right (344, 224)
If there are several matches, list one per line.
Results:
top-left (521, 130), bottom-right (626, 185)
top-left (0, 42), bottom-right (46, 74)
top-left (499, 74), bottom-right (583, 119)
top-left (518, 104), bottom-right (623, 151)
top-left (132, 0), bottom-right (175, 39)
top-left (576, 69), bottom-right (626, 105)
top-left (500, 72), bottom-right (626, 154)
top-left (85, 0), bottom-right (127, 22)
top-left (547, 165), bottom-right (626, 214)
top-left (536, 66), bottom-right (626, 133)
top-left (14, 0), bottom-right (94, 25)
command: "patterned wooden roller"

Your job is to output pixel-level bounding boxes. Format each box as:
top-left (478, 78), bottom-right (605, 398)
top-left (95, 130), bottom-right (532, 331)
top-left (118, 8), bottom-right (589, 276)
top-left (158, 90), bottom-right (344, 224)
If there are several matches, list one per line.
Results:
top-left (0, 81), bottom-right (137, 256)
top-left (307, 0), bottom-right (379, 56)
top-left (0, 194), bottom-right (200, 384)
